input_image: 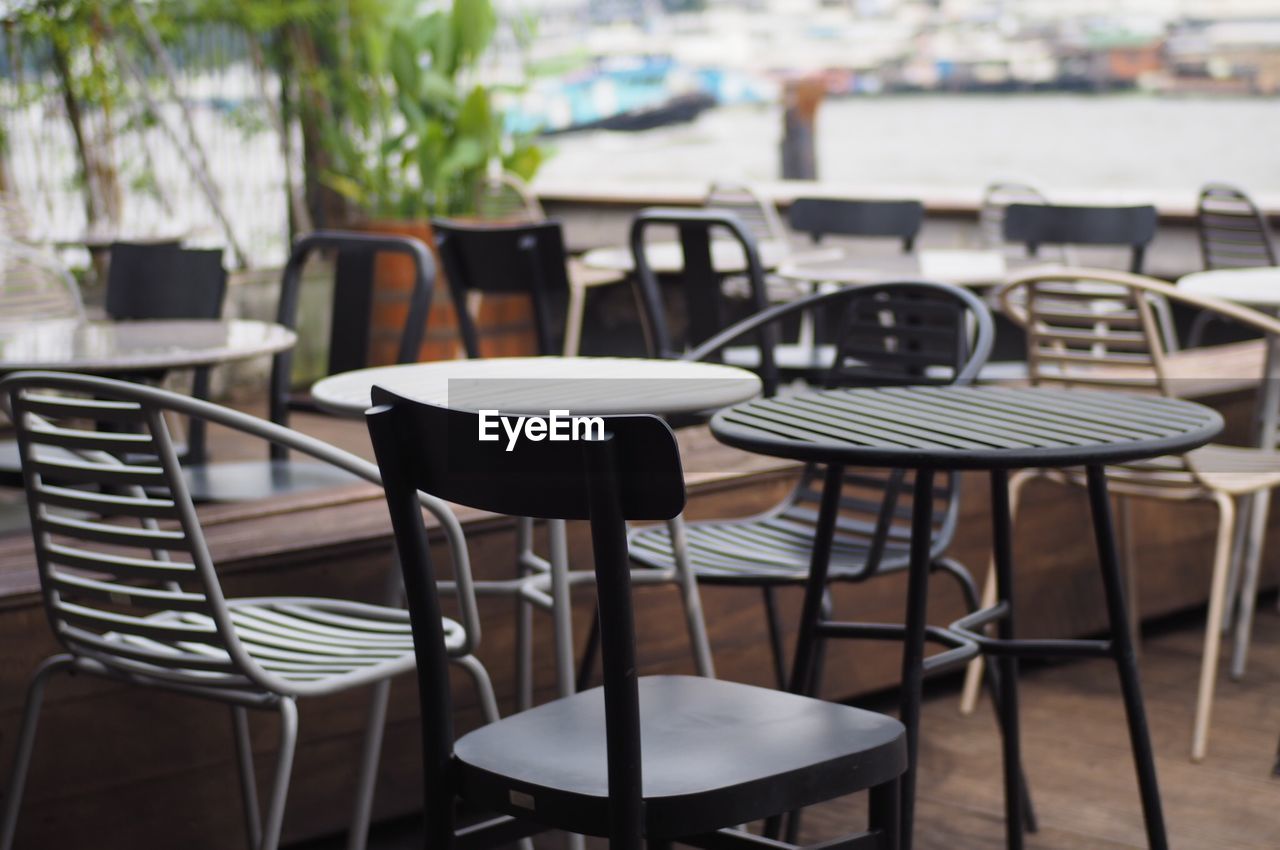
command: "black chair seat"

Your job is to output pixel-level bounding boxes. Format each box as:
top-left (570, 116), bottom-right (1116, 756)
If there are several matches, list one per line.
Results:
top-left (183, 460), bottom-right (362, 503)
top-left (629, 517), bottom-right (946, 584)
top-left (454, 674), bottom-right (905, 839)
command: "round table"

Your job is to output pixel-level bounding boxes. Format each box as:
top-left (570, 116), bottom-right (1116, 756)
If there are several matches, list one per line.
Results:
top-left (313, 355), bottom-right (762, 704)
top-left (0, 318), bottom-right (295, 372)
top-left (311, 355), bottom-right (762, 418)
top-left (711, 384), bottom-right (1221, 850)
top-left (775, 248), bottom-right (1037, 288)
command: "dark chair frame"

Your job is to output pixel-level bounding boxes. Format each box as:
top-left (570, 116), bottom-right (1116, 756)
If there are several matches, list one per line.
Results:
top-left (367, 389), bottom-right (906, 850)
top-left (787, 197), bottom-right (924, 252)
top-left (1003, 203), bottom-right (1158, 273)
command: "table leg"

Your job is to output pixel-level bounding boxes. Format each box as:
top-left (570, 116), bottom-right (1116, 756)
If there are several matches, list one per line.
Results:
top-left (787, 463), bottom-right (845, 695)
top-left (1085, 465), bottom-right (1168, 850)
top-left (897, 468), bottom-right (935, 850)
top-left (548, 518), bottom-right (577, 698)
top-left (990, 469), bottom-right (1024, 850)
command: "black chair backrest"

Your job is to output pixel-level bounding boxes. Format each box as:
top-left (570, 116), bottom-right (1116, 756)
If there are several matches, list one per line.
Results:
top-left (631, 207), bottom-right (778, 384)
top-left (366, 387), bottom-right (684, 845)
top-left (269, 230), bottom-right (434, 456)
top-left (431, 218), bottom-right (570, 358)
top-left (106, 242), bottom-right (227, 321)
top-left (1003, 203), bottom-right (1158, 273)
top-left (787, 197), bottom-right (924, 251)
top-left (1197, 183), bottom-right (1276, 270)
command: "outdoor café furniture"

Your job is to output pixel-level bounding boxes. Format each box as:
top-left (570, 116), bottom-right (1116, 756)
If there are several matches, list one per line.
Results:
top-left (433, 218), bottom-right (569, 357)
top-left (786, 196), bottom-right (924, 251)
top-left (970, 268), bottom-right (1280, 766)
top-left (979, 181), bottom-right (1049, 251)
top-left (627, 281), bottom-right (998, 697)
top-left (775, 247), bottom-right (1028, 289)
top-left (311, 355), bottom-right (761, 705)
top-left (185, 230), bottom-right (434, 503)
top-left (0, 372), bottom-right (494, 850)
top-left (365, 389), bottom-right (908, 850)
top-left (1179, 265), bottom-right (1280, 679)
top-left (711, 381), bottom-right (1222, 850)
top-left (706, 180), bottom-right (789, 244)
top-left (1185, 184), bottom-right (1276, 347)
top-left (104, 241), bottom-right (229, 465)
top-left (1002, 202), bottom-right (1158, 274)
top-left (0, 237), bottom-right (84, 322)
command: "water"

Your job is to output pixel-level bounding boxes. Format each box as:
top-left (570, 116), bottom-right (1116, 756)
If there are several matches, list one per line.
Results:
top-left (537, 94), bottom-right (1280, 198)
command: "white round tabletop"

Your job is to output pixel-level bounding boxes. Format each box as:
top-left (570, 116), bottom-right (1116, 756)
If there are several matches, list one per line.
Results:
top-left (1177, 267), bottom-right (1280, 308)
top-left (311, 356), bottom-right (763, 417)
top-left (776, 248), bottom-right (1027, 287)
top-left (0, 319), bottom-right (296, 372)
top-left (581, 240), bottom-right (819, 274)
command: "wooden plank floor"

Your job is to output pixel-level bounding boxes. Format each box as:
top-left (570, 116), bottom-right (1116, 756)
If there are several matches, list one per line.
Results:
top-left (301, 607), bottom-right (1280, 850)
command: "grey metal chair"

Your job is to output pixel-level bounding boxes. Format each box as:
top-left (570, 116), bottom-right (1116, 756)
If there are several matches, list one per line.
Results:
top-left (787, 197), bottom-right (924, 251)
top-left (0, 372), bottom-right (492, 850)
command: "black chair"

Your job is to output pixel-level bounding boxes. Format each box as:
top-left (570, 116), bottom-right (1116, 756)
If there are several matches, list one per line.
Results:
top-left (105, 241), bottom-right (229, 465)
top-left (787, 197), bottom-right (924, 251)
top-left (631, 207), bottom-right (782, 393)
top-left (432, 218), bottom-right (570, 357)
top-left (366, 387), bottom-right (906, 850)
top-left (1002, 202), bottom-right (1158, 273)
top-left (185, 230), bottom-right (434, 501)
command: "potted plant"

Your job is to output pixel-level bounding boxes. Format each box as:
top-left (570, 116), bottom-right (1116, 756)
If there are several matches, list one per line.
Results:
top-left (286, 0), bottom-right (544, 360)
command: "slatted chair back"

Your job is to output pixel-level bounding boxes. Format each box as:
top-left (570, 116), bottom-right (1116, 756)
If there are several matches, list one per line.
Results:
top-left (979, 181), bottom-right (1048, 250)
top-left (687, 281), bottom-right (994, 580)
top-left (473, 169), bottom-right (546, 223)
top-left (631, 207), bottom-right (780, 393)
top-left (704, 182), bottom-right (787, 244)
top-left (1003, 203), bottom-right (1158, 273)
top-left (787, 197), bottom-right (924, 251)
top-left (269, 230), bottom-right (435, 459)
top-left (1197, 183), bottom-right (1276, 270)
top-left (0, 238), bottom-right (84, 323)
top-left (366, 387), bottom-right (684, 847)
top-left (1, 372), bottom-right (272, 697)
top-left (432, 219), bottom-right (570, 358)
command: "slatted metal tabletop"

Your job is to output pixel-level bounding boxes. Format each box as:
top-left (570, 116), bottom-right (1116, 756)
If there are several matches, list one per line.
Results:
top-left (710, 385), bottom-right (1222, 470)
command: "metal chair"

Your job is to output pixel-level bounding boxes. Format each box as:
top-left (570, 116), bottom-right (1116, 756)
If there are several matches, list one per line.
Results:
top-left (0, 237), bottom-right (84, 323)
top-left (978, 181), bottom-right (1049, 252)
top-left (0, 371), bottom-right (493, 850)
top-left (970, 267), bottom-right (1280, 762)
top-left (1002, 202), bottom-right (1158, 274)
top-left (432, 218), bottom-right (570, 358)
top-left (105, 241), bottom-right (229, 465)
top-left (704, 181), bottom-right (788, 245)
top-left (787, 197), bottom-right (924, 251)
top-left (1186, 183), bottom-right (1278, 347)
top-left (366, 388), bottom-right (907, 850)
top-left (184, 230), bottom-right (434, 502)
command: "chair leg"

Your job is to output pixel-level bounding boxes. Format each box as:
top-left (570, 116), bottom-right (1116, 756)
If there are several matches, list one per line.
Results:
top-left (259, 697), bottom-right (298, 850)
top-left (668, 516), bottom-right (716, 678)
top-left (1230, 491), bottom-right (1271, 680)
top-left (1192, 492), bottom-right (1238, 762)
top-left (548, 519), bottom-right (576, 699)
top-left (1221, 493), bottom-right (1251, 635)
top-left (563, 281), bottom-right (587, 356)
top-left (761, 587), bottom-right (788, 690)
top-left (516, 517), bottom-right (535, 712)
top-left (231, 705), bottom-right (264, 850)
top-left (0, 655), bottom-right (73, 850)
top-left (576, 609), bottom-right (601, 692)
top-left (345, 680), bottom-right (392, 850)
top-left (868, 777), bottom-right (901, 850)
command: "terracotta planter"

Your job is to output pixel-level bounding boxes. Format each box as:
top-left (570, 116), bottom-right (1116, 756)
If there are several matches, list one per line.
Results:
top-left (359, 219), bottom-right (539, 363)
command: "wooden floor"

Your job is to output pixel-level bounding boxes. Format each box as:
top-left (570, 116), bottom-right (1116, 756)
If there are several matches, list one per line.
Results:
top-left (301, 607), bottom-right (1280, 850)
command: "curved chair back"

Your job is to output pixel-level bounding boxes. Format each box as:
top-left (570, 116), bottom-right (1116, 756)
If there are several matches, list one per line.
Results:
top-left (270, 230), bottom-right (435, 455)
top-left (979, 180), bottom-right (1048, 250)
top-left (1003, 203), bottom-right (1158, 273)
top-left (688, 280), bottom-right (994, 580)
top-left (473, 169), bottom-right (546, 223)
top-left (366, 387), bottom-right (684, 847)
top-left (704, 182), bottom-right (787, 244)
top-left (0, 239), bottom-right (84, 323)
top-left (2, 372), bottom-right (267, 696)
top-left (787, 197), bottom-right (924, 251)
top-left (432, 218), bottom-right (571, 358)
top-left (1197, 183), bottom-right (1276, 270)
